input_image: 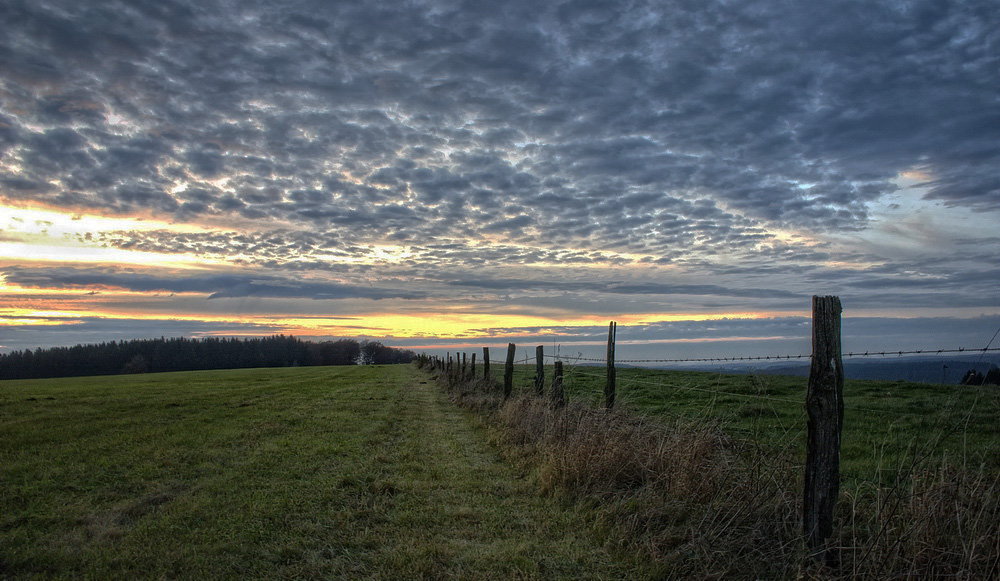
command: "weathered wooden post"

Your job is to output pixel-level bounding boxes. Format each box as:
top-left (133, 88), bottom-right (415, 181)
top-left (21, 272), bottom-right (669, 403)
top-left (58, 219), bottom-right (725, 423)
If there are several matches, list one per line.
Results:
top-left (605, 321), bottom-right (617, 409)
top-left (503, 343), bottom-right (516, 399)
top-left (535, 345), bottom-right (545, 396)
top-left (552, 360), bottom-right (565, 408)
top-left (470, 352), bottom-right (476, 381)
top-left (461, 352), bottom-right (467, 378)
top-left (804, 296), bottom-right (845, 565)
top-left (483, 347), bottom-right (490, 380)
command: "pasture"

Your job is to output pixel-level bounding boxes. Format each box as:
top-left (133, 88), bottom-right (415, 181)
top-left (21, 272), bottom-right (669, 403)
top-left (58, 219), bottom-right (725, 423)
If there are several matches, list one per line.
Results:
top-left (1, 365), bottom-right (643, 579)
top-left (506, 364), bottom-right (1000, 483)
top-left (3, 362), bottom-right (998, 578)
top-left (447, 361), bottom-right (1000, 577)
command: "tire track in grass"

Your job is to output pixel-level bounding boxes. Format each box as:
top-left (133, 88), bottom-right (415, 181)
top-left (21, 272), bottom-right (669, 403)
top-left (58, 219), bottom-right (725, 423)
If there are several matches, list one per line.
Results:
top-left (340, 369), bottom-right (640, 579)
top-left (1, 366), bottom-right (647, 579)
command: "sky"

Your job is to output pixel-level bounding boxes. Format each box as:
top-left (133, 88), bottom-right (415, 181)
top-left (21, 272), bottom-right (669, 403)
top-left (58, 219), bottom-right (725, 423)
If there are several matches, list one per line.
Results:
top-left (1, 0), bottom-right (999, 364)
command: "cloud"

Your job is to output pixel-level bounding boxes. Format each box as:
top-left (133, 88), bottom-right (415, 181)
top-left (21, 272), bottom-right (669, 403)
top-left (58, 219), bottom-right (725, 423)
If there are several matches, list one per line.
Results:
top-left (1, 266), bottom-right (425, 301)
top-left (1, 0), bottom-right (998, 354)
top-left (0, 315), bottom-right (288, 352)
top-left (447, 277), bottom-right (802, 300)
top-left (383, 314), bottom-right (1000, 364)
top-left (1, 0), bottom-right (994, 249)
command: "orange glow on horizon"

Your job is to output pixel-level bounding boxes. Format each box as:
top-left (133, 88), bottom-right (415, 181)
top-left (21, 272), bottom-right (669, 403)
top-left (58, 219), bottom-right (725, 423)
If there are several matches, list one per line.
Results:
top-left (401, 334), bottom-right (804, 352)
top-left (0, 305), bottom-right (781, 340)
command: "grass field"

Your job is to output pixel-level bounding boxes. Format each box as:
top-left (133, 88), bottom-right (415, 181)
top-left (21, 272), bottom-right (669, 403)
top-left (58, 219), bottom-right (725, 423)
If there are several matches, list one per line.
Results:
top-left (1, 365), bottom-right (647, 579)
top-left (4, 362), bottom-right (998, 578)
top-left (499, 362), bottom-right (1000, 484)
top-left (449, 361), bottom-right (1000, 577)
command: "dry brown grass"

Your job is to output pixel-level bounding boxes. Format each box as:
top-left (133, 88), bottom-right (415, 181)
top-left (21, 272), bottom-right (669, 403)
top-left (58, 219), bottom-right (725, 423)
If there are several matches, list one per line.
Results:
top-left (499, 397), bottom-right (805, 578)
top-left (424, 360), bottom-right (1000, 579)
top-left (835, 462), bottom-right (1000, 579)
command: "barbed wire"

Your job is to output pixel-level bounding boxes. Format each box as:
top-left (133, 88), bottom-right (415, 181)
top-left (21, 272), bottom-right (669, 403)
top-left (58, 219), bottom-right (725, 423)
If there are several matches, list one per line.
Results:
top-left (546, 353), bottom-right (811, 364)
top-left (535, 347), bottom-right (1000, 365)
top-left (842, 347), bottom-right (1000, 359)
top-left (437, 352), bottom-right (996, 419)
top-left (458, 346), bottom-right (1000, 368)
top-left (430, 341), bottom-right (1000, 428)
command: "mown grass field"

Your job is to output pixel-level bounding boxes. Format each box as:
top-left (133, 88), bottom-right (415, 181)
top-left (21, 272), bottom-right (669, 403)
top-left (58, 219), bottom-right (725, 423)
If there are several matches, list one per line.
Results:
top-left (1, 365), bottom-right (647, 579)
top-left (500, 363), bottom-right (1000, 484)
top-left (4, 362), bottom-right (998, 578)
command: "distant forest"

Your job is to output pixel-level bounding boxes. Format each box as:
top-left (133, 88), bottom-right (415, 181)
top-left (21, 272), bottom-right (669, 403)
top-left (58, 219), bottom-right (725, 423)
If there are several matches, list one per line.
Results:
top-left (0, 336), bottom-right (417, 381)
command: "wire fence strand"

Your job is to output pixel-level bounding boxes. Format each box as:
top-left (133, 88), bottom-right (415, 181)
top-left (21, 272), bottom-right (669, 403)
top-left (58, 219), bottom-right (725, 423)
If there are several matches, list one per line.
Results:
top-left (465, 344), bottom-right (1000, 418)
top-left (537, 346), bottom-right (1000, 365)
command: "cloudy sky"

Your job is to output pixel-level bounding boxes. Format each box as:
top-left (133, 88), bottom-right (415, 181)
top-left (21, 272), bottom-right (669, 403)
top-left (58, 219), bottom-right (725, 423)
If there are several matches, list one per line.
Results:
top-left (1, 0), bottom-right (998, 363)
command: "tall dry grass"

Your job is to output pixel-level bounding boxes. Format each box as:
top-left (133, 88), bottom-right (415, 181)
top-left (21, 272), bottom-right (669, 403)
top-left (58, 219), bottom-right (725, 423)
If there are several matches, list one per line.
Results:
top-left (490, 396), bottom-right (803, 578)
top-left (424, 362), bottom-right (1000, 579)
top-left (836, 462), bottom-right (1000, 578)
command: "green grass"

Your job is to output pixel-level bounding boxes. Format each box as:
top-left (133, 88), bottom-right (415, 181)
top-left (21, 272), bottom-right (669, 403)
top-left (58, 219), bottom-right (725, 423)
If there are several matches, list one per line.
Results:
top-left (7, 362), bottom-right (997, 578)
top-left (1, 365), bottom-right (645, 579)
top-left (497, 363), bottom-right (1000, 484)
top-left (454, 361), bottom-right (1000, 578)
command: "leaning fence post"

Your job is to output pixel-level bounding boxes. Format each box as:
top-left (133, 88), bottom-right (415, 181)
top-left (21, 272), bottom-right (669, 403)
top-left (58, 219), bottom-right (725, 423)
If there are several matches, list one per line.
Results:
top-left (605, 321), bottom-right (617, 409)
top-left (504, 343), bottom-right (516, 399)
top-left (483, 347), bottom-right (490, 380)
top-left (804, 295), bottom-right (844, 565)
top-left (552, 360), bottom-right (565, 408)
top-left (535, 345), bottom-right (545, 396)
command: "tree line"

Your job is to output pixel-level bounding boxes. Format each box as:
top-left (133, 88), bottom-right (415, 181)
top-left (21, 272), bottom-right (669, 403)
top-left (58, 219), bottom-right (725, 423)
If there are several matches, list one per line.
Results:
top-left (0, 336), bottom-right (417, 380)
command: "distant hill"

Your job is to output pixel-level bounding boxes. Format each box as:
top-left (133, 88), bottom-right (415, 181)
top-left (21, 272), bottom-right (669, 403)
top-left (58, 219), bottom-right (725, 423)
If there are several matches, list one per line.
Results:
top-left (685, 357), bottom-right (999, 385)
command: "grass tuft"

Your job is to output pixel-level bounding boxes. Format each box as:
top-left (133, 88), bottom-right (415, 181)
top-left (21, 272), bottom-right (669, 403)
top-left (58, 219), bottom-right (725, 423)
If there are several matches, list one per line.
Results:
top-left (836, 461), bottom-right (1000, 578)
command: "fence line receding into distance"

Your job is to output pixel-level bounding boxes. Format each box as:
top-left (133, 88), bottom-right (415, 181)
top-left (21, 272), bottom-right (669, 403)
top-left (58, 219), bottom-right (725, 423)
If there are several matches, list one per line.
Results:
top-left (421, 296), bottom-right (1000, 568)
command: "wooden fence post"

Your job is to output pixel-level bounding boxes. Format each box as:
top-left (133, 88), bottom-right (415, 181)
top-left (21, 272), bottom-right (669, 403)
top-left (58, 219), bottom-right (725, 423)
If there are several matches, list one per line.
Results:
top-left (504, 343), bottom-right (516, 399)
top-left (605, 321), bottom-right (617, 409)
top-left (535, 345), bottom-right (545, 396)
top-left (470, 353), bottom-right (476, 381)
top-left (552, 360), bottom-right (565, 408)
top-left (483, 347), bottom-right (490, 380)
top-left (804, 296), bottom-right (844, 565)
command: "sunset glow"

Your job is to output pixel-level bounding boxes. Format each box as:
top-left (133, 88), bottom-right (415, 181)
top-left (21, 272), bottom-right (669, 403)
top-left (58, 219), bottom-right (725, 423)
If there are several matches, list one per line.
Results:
top-left (1, 0), bottom-right (998, 361)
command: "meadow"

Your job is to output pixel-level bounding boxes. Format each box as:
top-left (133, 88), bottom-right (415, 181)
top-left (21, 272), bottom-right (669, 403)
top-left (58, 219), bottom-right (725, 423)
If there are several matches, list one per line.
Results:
top-left (444, 361), bottom-right (1000, 578)
top-left (508, 363), bottom-right (1000, 483)
top-left (1, 366), bottom-right (645, 579)
top-left (3, 362), bottom-right (998, 578)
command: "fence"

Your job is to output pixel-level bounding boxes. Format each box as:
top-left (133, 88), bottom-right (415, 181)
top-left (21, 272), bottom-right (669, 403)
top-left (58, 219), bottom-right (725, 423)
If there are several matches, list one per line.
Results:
top-left (422, 295), bottom-right (1000, 565)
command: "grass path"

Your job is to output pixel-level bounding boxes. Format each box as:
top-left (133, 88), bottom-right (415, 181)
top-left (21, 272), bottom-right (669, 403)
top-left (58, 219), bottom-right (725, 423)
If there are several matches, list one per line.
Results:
top-left (1, 365), bottom-right (641, 579)
top-left (336, 370), bottom-right (636, 579)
